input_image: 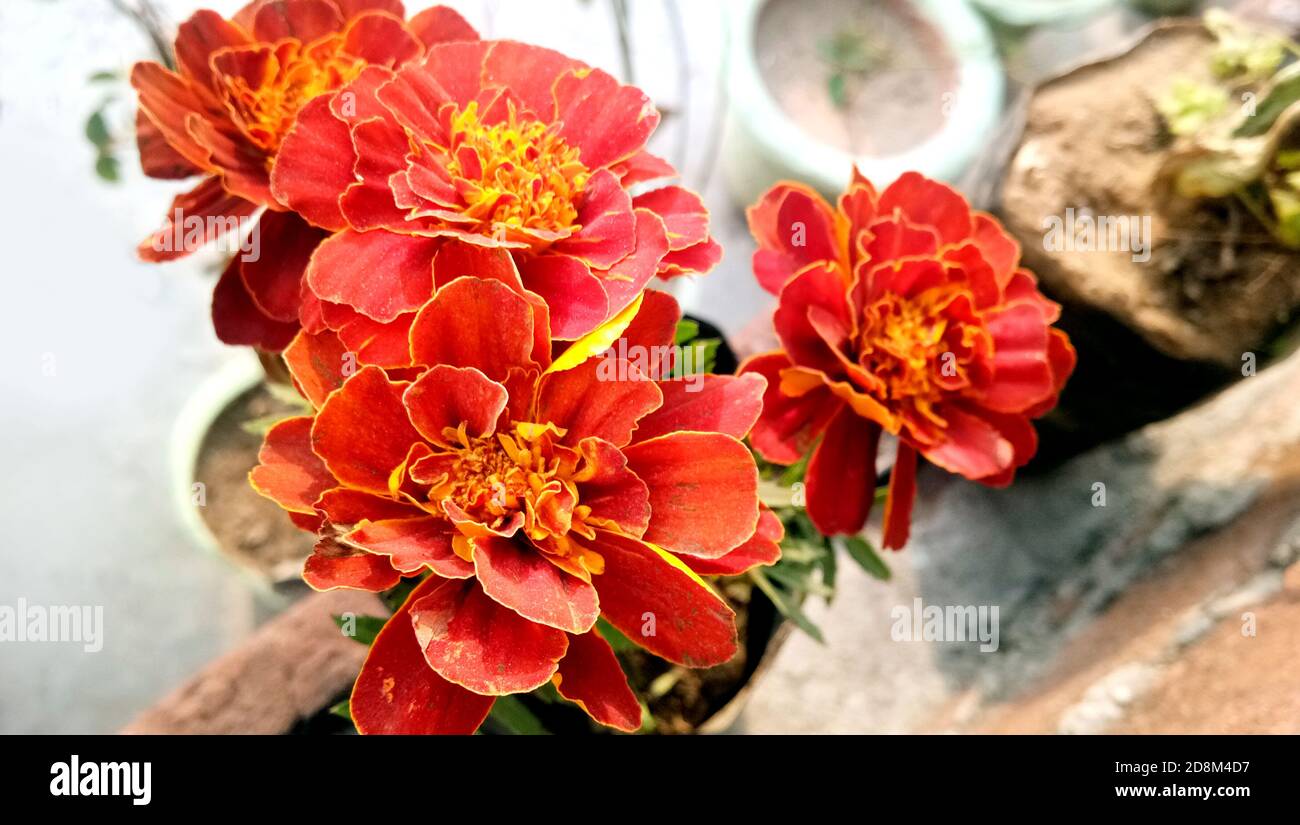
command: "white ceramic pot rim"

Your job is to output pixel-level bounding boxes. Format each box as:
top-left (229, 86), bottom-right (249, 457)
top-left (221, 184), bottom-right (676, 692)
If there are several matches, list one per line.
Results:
top-left (727, 0), bottom-right (1005, 192)
top-left (169, 352), bottom-right (285, 597)
top-left (969, 0), bottom-right (1117, 29)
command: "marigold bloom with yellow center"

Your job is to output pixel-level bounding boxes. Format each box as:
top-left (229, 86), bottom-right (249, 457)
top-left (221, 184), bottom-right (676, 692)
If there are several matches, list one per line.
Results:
top-left (252, 278), bottom-right (779, 734)
top-left (742, 170), bottom-right (1076, 550)
top-left (270, 39), bottom-right (722, 368)
top-left (131, 0), bottom-right (477, 351)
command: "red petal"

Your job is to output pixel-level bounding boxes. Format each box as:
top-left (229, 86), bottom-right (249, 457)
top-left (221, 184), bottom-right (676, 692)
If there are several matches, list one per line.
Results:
top-left (270, 95), bottom-right (353, 231)
top-left (981, 303), bottom-right (1055, 413)
top-left (554, 169), bottom-right (636, 268)
top-left (623, 432), bottom-right (759, 559)
top-left (553, 66), bottom-right (658, 169)
top-left (403, 364), bottom-right (508, 445)
top-left (351, 579), bottom-right (495, 735)
top-left (341, 11), bottom-right (423, 68)
top-left (632, 185), bottom-right (709, 252)
top-left (333, 309), bottom-right (416, 369)
top-left (617, 288), bottom-right (681, 375)
top-left (574, 437), bottom-right (651, 537)
top-left (241, 211), bottom-right (324, 322)
top-left (517, 254), bottom-right (610, 340)
top-left (611, 149), bottom-right (675, 186)
top-left (283, 328), bottom-right (350, 408)
top-left (316, 487), bottom-right (426, 525)
top-left (408, 4), bottom-right (479, 46)
top-left (631, 373), bottom-right (766, 443)
top-left (582, 530), bottom-right (737, 667)
top-left (537, 357), bottom-right (662, 448)
top-left (805, 405), bottom-right (881, 536)
top-left (348, 516), bottom-right (473, 577)
top-left (923, 406), bottom-right (1016, 480)
top-left (600, 208), bottom-right (670, 314)
top-left (747, 183), bottom-right (840, 294)
top-left (303, 536), bottom-right (402, 592)
top-left (130, 62), bottom-right (211, 172)
top-left (409, 276), bottom-right (537, 380)
top-left (311, 366), bottom-right (421, 494)
top-left (249, 416), bottom-right (335, 513)
top-left (251, 0), bottom-right (342, 41)
top-left (877, 171), bottom-right (972, 246)
top-left (773, 262), bottom-right (855, 379)
top-left (481, 41), bottom-right (583, 121)
top-left (306, 230), bottom-right (436, 322)
top-left (136, 109), bottom-right (201, 179)
top-left (211, 256), bottom-right (300, 351)
top-left (554, 629), bottom-right (641, 732)
top-left (881, 441), bottom-right (918, 550)
top-left (411, 578), bottom-right (569, 694)
top-left (739, 351), bottom-right (841, 465)
top-left (173, 10), bottom-right (248, 103)
top-left (138, 176), bottom-right (257, 262)
top-left (683, 507), bottom-right (783, 575)
top-left (473, 536), bottom-right (599, 634)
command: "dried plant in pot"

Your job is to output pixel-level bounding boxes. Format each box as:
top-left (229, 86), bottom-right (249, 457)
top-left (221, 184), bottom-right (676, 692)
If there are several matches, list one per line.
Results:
top-left (977, 14), bottom-right (1300, 460)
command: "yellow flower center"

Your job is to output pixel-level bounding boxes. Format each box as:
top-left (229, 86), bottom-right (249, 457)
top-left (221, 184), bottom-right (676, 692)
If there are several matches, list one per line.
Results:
top-left (221, 36), bottom-right (366, 155)
top-left (442, 101), bottom-right (591, 239)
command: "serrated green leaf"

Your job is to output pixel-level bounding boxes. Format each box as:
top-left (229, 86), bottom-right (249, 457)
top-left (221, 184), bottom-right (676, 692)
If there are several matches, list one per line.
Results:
top-left (841, 535), bottom-right (891, 581)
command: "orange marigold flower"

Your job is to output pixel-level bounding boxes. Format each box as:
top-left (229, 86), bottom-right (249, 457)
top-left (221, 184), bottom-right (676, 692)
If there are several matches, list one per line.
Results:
top-left (131, 0), bottom-right (477, 351)
top-left (252, 283), bottom-right (775, 734)
top-left (269, 39), bottom-right (721, 366)
top-left (741, 170), bottom-right (1076, 550)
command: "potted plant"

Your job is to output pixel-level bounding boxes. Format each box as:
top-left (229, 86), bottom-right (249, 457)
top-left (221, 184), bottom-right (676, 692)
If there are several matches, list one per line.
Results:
top-left (721, 0), bottom-right (1004, 207)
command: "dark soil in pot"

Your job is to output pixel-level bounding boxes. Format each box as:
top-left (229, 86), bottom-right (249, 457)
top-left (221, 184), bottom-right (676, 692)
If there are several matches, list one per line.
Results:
top-left (994, 22), bottom-right (1300, 460)
top-left (193, 383), bottom-right (314, 587)
top-left (755, 0), bottom-right (958, 156)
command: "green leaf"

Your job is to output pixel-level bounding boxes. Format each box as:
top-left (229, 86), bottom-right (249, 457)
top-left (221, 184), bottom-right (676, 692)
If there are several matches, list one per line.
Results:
top-left (1155, 78), bottom-right (1229, 137)
top-left (329, 699), bottom-right (353, 722)
top-left (1206, 9), bottom-right (1287, 85)
top-left (749, 568), bottom-right (824, 644)
top-left (89, 70), bottom-right (118, 83)
top-left (94, 153), bottom-right (120, 182)
top-left (828, 73), bottom-right (847, 110)
top-left (487, 696), bottom-right (550, 735)
top-left (1235, 62), bottom-right (1300, 138)
top-left (673, 318), bottom-right (700, 346)
top-left (379, 577), bottom-right (420, 613)
top-left (332, 614), bottom-right (387, 646)
top-left (85, 110), bottom-right (111, 148)
top-left (841, 536), bottom-right (891, 581)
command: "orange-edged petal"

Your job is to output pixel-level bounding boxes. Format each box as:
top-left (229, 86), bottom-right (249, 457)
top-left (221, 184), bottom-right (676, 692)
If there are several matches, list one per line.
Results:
top-left (552, 65), bottom-right (658, 170)
top-left (600, 208), bottom-right (670, 314)
top-left (138, 176), bottom-right (258, 262)
top-left (748, 182), bottom-right (840, 294)
top-left (316, 487), bottom-right (425, 525)
top-left (173, 9), bottom-right (249, 100)
top-left (631, 373), bottom-right (766, 444)
top-left (481, 40), bottom-right (583, 122)
top-left (517, 255), bottom-right (609, 340)
top-left (553, 629), bottom-right (641, 732)
top-left (632, 185), bottom-right (709, 252)
top-left (773, 261), bottom-right (855, 379)
top-left (348, 516), bottom-right (473, 577)
top-left (623, 432), bottom-right (759, 559)
top-left (409, 276), bottom-right (537, 380)
top-left (739, 351), bottom-right (841, 465)
top-left (611, 149), bottom-right (675, 187)
top-left (979, 303), bottom-right (1056, 413)
top-left (683, 507), bottom-right (783, 575)
top-left (408, 4), bottom-right (479, 47)
top-left (805, 405), bottom-right (881, 536)
top-left (136, 109), bottom-right (201, 179)
top-left (617, 288), bottom-right (680, 377)
top-left (881, 440), bottom-right (917, 550)
top-left (341, 10), bottom-right (423, 67)
top-left (473, 536), bottom-right (599, 634)
top-left (251, 0), bottom-right (342, 42)
top-left (877, 171), bottom-right (972, 247)
top-left (241, 210), bottom-right (325, 322)
top-left (332, 308), bottom-right (416, 369)
top-left (249, 416), bottom-right (335, 513)
top-left (574, 437), bottom-right (651, 537)
top-left (537, 356), bottom-right (662, 448)
top-left (311, 365), bottom-right (421, 494)
top-left (270, 95), bottom-right (353, 231)
top-left (581, 530), bottom-right (737, 667)
top-left (403, 364), bottom-right (508, 446)
top-left (351, 577), bottom-right (495, 735)
top-left (411, 577), bottom-right (568, 695)
top-left (922, 405), bottom-right (1016, 480)
top-left (306, 229), bottom-right (436, 322)
top-left (130, 61), bottom-right (211, 172)
top-left (303, 535), bottom-right (402, 592)
top-left (554, 169), bottom-right (636, 269)
top-left (283, 328), bottom-right (350, 409)
top-left (211, 256), bottom-right (300, 351)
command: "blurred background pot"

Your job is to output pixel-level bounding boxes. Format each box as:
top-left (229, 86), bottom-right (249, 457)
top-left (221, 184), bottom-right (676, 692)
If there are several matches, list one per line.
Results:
top-left (721, 0), bottom-right (1004, 208)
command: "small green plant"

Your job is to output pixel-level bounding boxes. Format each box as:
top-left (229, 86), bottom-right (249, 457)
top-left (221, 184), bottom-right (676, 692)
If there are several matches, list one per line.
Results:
top-left (818, 29), bottom-right (891, 110)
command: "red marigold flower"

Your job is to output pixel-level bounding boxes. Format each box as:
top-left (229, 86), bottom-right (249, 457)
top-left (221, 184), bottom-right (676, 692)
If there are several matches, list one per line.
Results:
top-left (741, 170), bottom-right (1076, 550)
top-left (131, 0), bottom-right (478, 351)
top-left (269, 38), bottom-right (721, 365)
top-left (252, 283), bottom-right (774, 733)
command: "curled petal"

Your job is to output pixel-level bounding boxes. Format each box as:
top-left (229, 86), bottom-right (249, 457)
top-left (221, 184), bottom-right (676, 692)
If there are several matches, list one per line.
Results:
top-left (311, 366), bottom-right (421, 493)
top-left (554, 629), bottom-right (641, 732)
top-left (249, 417), bottom-right (335, 513)
top-left (473, 536), bottom-right (600, 634)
